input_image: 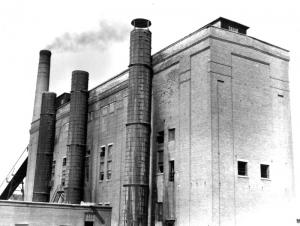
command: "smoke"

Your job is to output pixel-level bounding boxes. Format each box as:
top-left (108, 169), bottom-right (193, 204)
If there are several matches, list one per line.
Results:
top-left (46, 21), bottom-right (130, 52)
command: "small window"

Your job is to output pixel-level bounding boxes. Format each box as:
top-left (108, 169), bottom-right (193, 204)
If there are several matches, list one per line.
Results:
top-left (107, 161), bottom-right (112, 180)
top-left (228, 26), bottom-right (238, 33)
top-left (107, 144), bottom-right (113, 160)
top-left (100, 146), bottom-right (105, 161)
top-left (260, 164), bottom-right (270, 179)
top-left (51, 160), bottom-right (56, 178)
top-left (157, 150), bottom-right (164, 173)
top-left (169, 160), bottom-right (175, 181)
top-left (84, 222), bottom-right (94, 226)
top-left (99, 162), bottom-right (105, 181)
top-left (157, 131), bottom-right (164, 144)
top-left (62, 157), bottom-right (67, 166)
top-left (237, 161), bottom-right (248, 176)
top-left (168, 128), bottom-right (175, 141)
top-left (85, 151), bottom-right (90, 182)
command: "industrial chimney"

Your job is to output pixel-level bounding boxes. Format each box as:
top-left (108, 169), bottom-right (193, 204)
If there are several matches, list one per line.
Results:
top-left (25, 50), bottom-right (52, 201)
top-left (124, 18), bottom-right (152, 226)
top-left (32, 92), bottom-right (57, 202)
top-left (32, 50), bottom-right (51, 122)
top-left (65, 70), bottom-right (89, 204)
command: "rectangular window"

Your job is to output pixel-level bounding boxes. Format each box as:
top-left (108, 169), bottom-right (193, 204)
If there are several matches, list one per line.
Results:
top-left (109, 103), bottom-right (114, 113)
top-left (157, 150), bottom-right (164, 173)
top-left (229, 26), bottom-right (238, 33)
top-left (51, 160), bottom-right (56, 178)
top-left (61, 168), bottom-right (66, 186)
top-left (99, 162), bottom-right (105, 181)
top-left (62, 157), bottom-right (67, 166)
top-left (100, 146), bottom-right (105, 162)
top-left (85, 150), bottom-right (90, 182)
top-left (237, 161), bottom-right (248, 176)
top-left (260, 164), bottom-right (270, 179)
top-left (168, 128), bottom-right (175, 141)
top-left (156, 131), bottom-right (164, 144)
top-left (107, 161), bottom-right (112, 180)
top-left (107, 144), bottom-right (113, 160)
top-left (169, 160), bottom-right (175, 181)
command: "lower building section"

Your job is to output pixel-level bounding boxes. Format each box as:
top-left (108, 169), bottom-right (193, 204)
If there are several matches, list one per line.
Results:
top-left (0, 200), bottom-right (111, 226)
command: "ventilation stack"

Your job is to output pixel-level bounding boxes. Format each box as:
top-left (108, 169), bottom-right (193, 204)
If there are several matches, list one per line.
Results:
top-left (32, 50), bottom-right (51, 122)
top-left (65, 70), bottom-right (89, 204)
top-left (124, 18), bottom-right (152, 226)
top-left (32, 92), bottom-right (57, 202)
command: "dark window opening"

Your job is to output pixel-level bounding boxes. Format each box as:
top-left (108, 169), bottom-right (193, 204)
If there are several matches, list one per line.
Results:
top-left (169, 160), bottom-right (175, 181)
top-left (157, 131), bottom-right (164, 144)
top-left (238, 161), bottom-right (248, 176)
top-left (168, 128), bottom-right (175, 142)
top-left (100, 146), bottom-right (105, 161)
top-left (260, 164), bottom-right (270, 179)
top-left (278, 94), bottom-right (284, 98)
top-left (62, 157), bottom-right (67, 166)
top-left (157, 150), bottom-right (164, 173)
top-left (84, 222), bottom-right (94, 226)
top-left (51, 160), bottom-right (56, 178)
top-left (107, 161), bottom-right (112, 180)
top-left (99, 162), bottom-right (104, 181)
top-left (165, 220), bottom-right (175, 226)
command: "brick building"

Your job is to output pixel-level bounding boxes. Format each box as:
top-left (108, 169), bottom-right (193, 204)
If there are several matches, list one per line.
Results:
top-left (0, 17), bottom-right (294, 226)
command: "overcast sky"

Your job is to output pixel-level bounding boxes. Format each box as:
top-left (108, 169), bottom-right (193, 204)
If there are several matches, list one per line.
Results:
top-left (0, 0), bottom-right (299, 213)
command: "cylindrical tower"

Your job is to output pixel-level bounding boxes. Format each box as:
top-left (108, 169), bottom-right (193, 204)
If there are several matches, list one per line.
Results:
top-left (65, 70), bottom-right (89, 204)
top-left (32, 92), bottom-right (57, 202)
top-left (32, 50), bottom-right (51, 122)
top-left (124, 18), bottom-right (152, 226)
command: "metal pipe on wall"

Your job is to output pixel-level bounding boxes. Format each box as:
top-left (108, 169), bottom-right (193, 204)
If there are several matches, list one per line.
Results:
top-left (32, 92), bottom-right (57, 202)
top-left (65, 70), bottom-right (89, 204)
top-left (124, 18), bottom-right (152, 226)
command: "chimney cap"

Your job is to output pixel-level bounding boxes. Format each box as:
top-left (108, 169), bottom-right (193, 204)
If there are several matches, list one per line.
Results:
top-left (131, 18), bottom-right (151, 28)
top-left (39, 49), bottom-right (51, 57)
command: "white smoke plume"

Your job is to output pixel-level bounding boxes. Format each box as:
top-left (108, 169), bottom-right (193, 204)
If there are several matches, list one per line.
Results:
top-left (46, 21), bottom-right (130, 52)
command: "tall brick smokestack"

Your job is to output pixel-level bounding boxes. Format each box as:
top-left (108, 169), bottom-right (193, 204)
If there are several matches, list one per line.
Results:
top-left (124, 18), bottom-right (152, 226)
top-left (32, 92), bottom-right (57, 202)
top-left (65, 70), bottom-right (89, 204)
top-left (32, 50), bottom-right (51, 122)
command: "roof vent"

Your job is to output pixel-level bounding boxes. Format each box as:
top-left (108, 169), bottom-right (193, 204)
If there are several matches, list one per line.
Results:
top-left (206, 17), bottom-right (249, 35)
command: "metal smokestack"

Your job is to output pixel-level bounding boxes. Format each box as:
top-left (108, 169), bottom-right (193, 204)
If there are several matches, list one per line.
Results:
top-left (124, 18), bottom-right (152, 226)
top-left (32, 50), bottom-right (51, 122)
top-left (32, 92), bottom-right (57, 202)
top-left (65, 70), bottom-right (89, 204)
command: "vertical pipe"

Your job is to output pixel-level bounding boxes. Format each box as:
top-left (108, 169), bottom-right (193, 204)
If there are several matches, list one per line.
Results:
top-left (32, 92), bottom-right (57, 202)
top-left (124, 18), bottom-right (152, 226)
top-left (65, 70), bottom-right (89, 204)
top-left (32, 50), bottom-right (51, 122)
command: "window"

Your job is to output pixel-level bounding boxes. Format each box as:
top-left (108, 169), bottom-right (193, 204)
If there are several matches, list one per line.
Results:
top-left (85, 222), bottom-right (94, 226)
top-left (61, 167), bottom-right (66, 186)
top-left (100, 146), bottom-right (105, 161)
top-left (107, 161), bottom-right (112, 180)
top-left (99, 162), bottom-right (105, 181)
top-left (62, 157), bottom-right (67, 166)
top-left (237, 161), bottom-right (248, 176)
top-left (51, 160), bottom-right (56, 178)
top-left (168, 128), bottom-right (175, 141)
top-left (169, 160), bottom-right (175, 181)
top-left (157, 150), bottom-right (164, 173)
top-left (107, 144), bottom-right (113, 160)
top-left (260, 164), bottom-right (270, 179)
top-left (85, 150), bottom-right (90, 182)
top-left (156, 131), bottom-right (164, 144)
top-left (228, 26), bottom-right (238, 33)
